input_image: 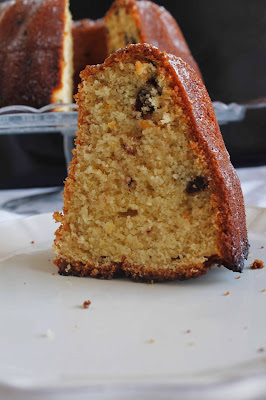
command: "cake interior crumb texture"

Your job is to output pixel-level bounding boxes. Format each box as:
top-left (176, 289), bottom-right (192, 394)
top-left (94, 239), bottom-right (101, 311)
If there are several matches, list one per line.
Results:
top-left (53, 46), bottom-right (243, 281)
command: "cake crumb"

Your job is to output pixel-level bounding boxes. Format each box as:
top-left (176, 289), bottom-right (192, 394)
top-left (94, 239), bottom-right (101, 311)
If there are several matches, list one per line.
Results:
top-left (261, 289), bottom-right (266, 293)
top-left (257, 347), bottom-right (265, 353)
top-left (236, 276), bottom-right (241, 279)
top-left (135, 60), bottom-right (144, 75)
top-left (224, 291), bottom-right (230, 296)
top-left (30, 240), bottom-right (34, 244)
top-left (139, 120), bottom-right (151, 130)
top-left (250, 259), bottom-right (264, 269)
top-left (83, 300), bottom-right (91, 309)
top-left (108, 122), bottom-right (115, 129)
top-left (52, 273), bottom-right (55, 276)
top-left (148, 338), bottom-right (155, 344)
top-left (44, 329), bottom-right (55, 339)
top-left (261, 246), bottom-right (264, 249)
top-left (185, 329), bottom-right (191, 334)
top-left (65, 264), bottom-right (71, 273)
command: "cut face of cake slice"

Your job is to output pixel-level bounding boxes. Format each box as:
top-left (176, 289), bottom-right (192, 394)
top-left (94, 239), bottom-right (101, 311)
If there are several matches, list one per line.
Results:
top-left (53, 44), bottom-right (248, 282)
top-left (105, 0), bottom-right (202, 79)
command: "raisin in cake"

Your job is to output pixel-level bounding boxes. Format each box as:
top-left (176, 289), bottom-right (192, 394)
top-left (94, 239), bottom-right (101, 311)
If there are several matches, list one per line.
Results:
top-left (72, 19), bottom-right (108, 93)
top-left (0, 0), bottom-right (73, 108)
top-left (105, 0), bottom-right (202, 79)
top-left (53, 44), bottom-right (248, 282)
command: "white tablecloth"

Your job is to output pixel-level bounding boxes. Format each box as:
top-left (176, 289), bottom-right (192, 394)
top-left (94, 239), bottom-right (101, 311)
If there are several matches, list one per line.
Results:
top-left (0, 166), bottom-right (265, 223)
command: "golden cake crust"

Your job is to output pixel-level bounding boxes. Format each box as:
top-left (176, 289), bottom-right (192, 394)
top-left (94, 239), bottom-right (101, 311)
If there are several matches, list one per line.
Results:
top-left (54, 44), bottom-right (248, 281)
top-left (0, 0), bottom-right (68, 108)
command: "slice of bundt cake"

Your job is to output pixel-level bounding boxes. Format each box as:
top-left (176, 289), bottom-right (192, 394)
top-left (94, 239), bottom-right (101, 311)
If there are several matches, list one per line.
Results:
top-left (0, 0), bottom-right (73, 108)
top-left (72, 19), bottom-right (108, 93)
top-left (105, 0), bottom-right (202, 79)
top-left (53, 44), bottom-right (248, 282)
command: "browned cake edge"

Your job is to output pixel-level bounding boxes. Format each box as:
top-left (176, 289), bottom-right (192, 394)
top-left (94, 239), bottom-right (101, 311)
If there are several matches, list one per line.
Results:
top-left (54, 256), bottom-right (218, 283)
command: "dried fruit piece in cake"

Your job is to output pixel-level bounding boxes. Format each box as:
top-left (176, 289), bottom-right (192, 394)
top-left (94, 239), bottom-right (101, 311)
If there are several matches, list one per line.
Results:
top-left (105, 0), bottom-right (202, 79)
top-left (53, 44), bottom-right (248, 282)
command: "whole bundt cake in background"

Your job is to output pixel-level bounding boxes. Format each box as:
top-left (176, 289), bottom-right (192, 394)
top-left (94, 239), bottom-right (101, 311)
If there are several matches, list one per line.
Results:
top-left (53, 44), bottom-right (248, 282)
top-left (0, 0), bottom-right (73, 108)
top-left (105, 0), bottom-right (202, 79)
top-left (72, 19), bottom-right (107, 93)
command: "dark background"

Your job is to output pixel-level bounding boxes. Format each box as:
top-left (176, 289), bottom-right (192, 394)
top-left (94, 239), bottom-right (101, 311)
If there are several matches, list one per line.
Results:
top-left (0, 0), bottom-right (265, 188)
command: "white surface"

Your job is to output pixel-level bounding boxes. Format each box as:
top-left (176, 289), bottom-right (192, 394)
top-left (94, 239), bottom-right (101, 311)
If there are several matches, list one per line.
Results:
top-left (237, 166), bottom-right (266, 209)
top-left (0, 209), bottom-right (266, 400)
top-left (0, 187), bottom-right (63, 223)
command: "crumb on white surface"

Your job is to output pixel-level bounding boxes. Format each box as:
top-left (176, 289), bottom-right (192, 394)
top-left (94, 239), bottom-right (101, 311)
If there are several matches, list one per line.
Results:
top-left (250, 259), bottom-right (265, 269)
top-left (44, 329), bottom-right (55, 339)
top-left (257, 347), bottom-right (265, 353)
top-left (83, 300), bottom-right (91, 309)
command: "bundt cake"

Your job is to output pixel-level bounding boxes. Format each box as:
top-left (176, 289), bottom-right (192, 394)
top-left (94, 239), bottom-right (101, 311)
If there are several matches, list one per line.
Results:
top-left (0, 0), bottom-right (73, 108)
top-left (72, 19), bottom-right (108, 93)
top-left (53, 44), bottom-right (248, 282)
top-left (105, 0), bottom-right (202, 79)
